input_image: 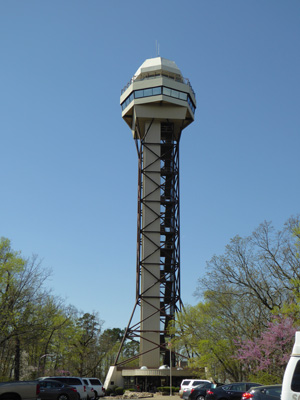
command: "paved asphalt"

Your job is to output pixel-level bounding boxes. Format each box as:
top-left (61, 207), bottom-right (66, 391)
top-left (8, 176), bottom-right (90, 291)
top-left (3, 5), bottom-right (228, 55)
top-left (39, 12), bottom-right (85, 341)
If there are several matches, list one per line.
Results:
top-left (103, 395), bottom-right (180, 400)
top-left (153, 396), bottom-right (180, 400)
top-left (102, 393), bottom-right (181, 400)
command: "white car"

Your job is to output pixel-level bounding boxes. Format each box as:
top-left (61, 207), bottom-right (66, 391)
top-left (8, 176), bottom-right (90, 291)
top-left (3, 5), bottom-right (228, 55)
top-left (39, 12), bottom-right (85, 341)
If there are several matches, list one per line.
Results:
top-left (83, 379), bottom-right (95, 400)
top-left (179, 380), bottom-right (211, 398)
top-left (84, 378), bottom-right (105, 399)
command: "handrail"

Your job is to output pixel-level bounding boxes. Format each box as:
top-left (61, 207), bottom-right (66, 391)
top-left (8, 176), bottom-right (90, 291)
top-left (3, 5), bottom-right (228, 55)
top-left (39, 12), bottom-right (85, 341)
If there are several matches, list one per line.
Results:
top-left (121, 72), bottom-right (196, 99)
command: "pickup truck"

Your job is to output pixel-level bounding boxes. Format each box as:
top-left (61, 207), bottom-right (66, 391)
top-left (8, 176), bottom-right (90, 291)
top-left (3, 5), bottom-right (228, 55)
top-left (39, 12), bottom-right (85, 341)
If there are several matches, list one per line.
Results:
top-left (0, 380), bottom-right (39, 400)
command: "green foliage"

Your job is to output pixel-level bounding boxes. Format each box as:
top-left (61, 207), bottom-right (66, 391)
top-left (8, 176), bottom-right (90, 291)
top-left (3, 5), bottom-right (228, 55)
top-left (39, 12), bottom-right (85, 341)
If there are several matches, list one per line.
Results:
top-left (104, 385), bottom-right (124, 396)
top-left (294, 223), bottom-right (300, 258)
top-left (172, 216), bottom-right (300, 383)
top-left (71, 312), bottom-right (103, 376)
top-left (1, 216), bottom-right (299, 383)
top-left (157, 387), bottom-right (178, 393)
top-left (0, 237), bottom-right (112, 381)
top-left (104, 388), bottom-right (113, 396)
top-left (0, 238), bottom-right (55, 380)
top-left (247, 371), bottom-right (282, 385)
top-left (115, 387), bottom-right (124, 395)
top-left (273, 223), bottom-right (300, 320)
top-left (170, 299), bottom-right (245, 381)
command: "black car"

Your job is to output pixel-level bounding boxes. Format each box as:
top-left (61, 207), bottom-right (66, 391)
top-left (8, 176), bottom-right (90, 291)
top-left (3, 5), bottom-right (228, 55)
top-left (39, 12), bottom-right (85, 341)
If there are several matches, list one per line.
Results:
top-left (205, 382), bottom-right (262, 400)
top-left (37, 379), bottom-right (79, 400)
top-left (188, 382), bottom-right (224, 400)
top-left (241, 385), bottom-right (282, 400)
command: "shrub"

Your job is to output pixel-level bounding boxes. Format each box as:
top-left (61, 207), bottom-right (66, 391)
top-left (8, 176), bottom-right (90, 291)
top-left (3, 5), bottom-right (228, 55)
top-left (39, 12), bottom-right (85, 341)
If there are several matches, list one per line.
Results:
top-left (115, 387), bottom-right (125, 395)
top-left (104, 388), bottom-right (113, 396)
top-left (157, 386), bottom-right (178, 393)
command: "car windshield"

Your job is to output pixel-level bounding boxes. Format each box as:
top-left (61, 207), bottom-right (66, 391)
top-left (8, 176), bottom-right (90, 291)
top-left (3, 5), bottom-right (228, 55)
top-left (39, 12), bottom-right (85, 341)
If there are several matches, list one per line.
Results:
top-left (292, 360), bottom-right (300, 391)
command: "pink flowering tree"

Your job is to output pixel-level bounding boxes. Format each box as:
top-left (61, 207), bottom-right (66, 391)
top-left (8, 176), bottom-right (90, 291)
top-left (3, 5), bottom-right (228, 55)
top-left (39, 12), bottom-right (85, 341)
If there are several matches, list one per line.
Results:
top-left (234, 316), bottom-right (296, 383)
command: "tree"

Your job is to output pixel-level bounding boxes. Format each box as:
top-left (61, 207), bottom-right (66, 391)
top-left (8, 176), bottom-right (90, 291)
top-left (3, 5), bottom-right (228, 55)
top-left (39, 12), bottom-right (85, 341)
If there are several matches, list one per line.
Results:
top-left (197, 216), bottom-right (300, 320)
top-left (0, 238), bottom-right (52, 379)
top-left (70, 312), bottom-right (103, 376)
top-left (170, 296), bottom-right (248, 382)
top-left (0, 238), bottom-right (116, 381)
top-left (294, 222), bottom-right (300, 258)
top-left (32, 298), bottom-right (74, 377)
top-left (171, 216), bottom-right (300, 382)
top-left (234, 315), bottom-right (296, 383)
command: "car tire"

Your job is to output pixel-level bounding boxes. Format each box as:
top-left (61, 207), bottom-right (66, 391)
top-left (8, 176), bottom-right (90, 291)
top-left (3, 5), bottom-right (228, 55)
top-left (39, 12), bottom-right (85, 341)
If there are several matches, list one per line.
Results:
top-left (196, 396), bottom-right (205, 400)
top-left (58, 395), bottom-right (69, 400)
top-left (1, 397), bottom-right (19, 400)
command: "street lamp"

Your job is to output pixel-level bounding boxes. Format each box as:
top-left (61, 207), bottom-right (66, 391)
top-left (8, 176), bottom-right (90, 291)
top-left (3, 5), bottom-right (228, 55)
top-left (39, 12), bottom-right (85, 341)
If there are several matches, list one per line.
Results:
top-left (168, 342), bottom-right (172, 396)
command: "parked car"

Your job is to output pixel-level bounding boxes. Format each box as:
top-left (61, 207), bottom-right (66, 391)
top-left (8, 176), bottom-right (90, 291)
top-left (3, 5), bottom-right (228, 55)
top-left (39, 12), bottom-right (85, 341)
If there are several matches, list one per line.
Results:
top-left (180, 379), bottom-right (211, 398)
top-left (37, 379), bottom-right (79, 400)
top-left (241, 385), bottom-right (282, 400)
top-left (183, 382), bottom-right (213, 400)
top-left (205, 382), bottom-right (262, 400)
top-left (187, 382), bottom-right (224, 400)
top-left (82, 379), bottom-right (95, 400)
top-left (39, 377), bottom-right (88, 400)
top-left (83, 378), bottom-right (105, 399)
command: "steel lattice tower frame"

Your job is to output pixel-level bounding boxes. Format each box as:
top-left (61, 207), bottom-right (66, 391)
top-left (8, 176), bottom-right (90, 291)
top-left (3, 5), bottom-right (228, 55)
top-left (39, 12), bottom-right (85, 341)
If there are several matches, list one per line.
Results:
top-left (115, 57), bottom-right (196, 369)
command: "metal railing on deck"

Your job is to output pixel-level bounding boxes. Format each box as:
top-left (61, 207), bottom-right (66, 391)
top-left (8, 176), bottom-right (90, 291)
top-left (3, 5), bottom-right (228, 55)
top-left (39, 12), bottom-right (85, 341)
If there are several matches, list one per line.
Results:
top-left (121, 72), bottom-right (196, 99)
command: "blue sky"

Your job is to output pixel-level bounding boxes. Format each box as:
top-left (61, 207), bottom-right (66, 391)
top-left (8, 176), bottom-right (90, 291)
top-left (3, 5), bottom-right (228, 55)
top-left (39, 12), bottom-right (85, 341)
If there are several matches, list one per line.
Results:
top-left (0, 1), bottom-right (299, 331)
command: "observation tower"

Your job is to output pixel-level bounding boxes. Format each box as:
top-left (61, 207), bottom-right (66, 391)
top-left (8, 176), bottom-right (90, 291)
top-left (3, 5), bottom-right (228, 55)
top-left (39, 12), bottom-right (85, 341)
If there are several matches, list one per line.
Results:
top-left (105, 57), bottom-right (196, 389)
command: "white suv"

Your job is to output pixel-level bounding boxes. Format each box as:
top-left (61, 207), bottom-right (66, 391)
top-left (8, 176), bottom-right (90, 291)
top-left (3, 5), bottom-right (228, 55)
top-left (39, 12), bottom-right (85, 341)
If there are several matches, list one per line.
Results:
top-left (82, 379), bottom-right (95, 400)
top-left (84, 378), bottom-right (105, 399)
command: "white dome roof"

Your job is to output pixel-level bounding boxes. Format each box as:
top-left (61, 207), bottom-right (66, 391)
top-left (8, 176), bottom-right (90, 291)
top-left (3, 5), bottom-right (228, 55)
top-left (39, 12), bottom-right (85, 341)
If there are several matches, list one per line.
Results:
top-left (134, 57), bottom-right (183, 80)
top-left (158, 364), bottom-right (170, 369)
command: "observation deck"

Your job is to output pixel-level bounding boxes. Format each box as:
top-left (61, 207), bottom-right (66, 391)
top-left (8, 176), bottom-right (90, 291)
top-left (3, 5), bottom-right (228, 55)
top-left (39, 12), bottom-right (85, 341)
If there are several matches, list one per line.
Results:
top-left (120, 57), bottom-right (196, 137)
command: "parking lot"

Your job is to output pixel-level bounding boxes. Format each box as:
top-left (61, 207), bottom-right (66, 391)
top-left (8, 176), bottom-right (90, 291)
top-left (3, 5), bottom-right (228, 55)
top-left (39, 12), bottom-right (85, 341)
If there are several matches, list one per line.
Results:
top-left (103, 394), bottom-right (180, 400)
top-left (153, 396), bottom-right (180, 400)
